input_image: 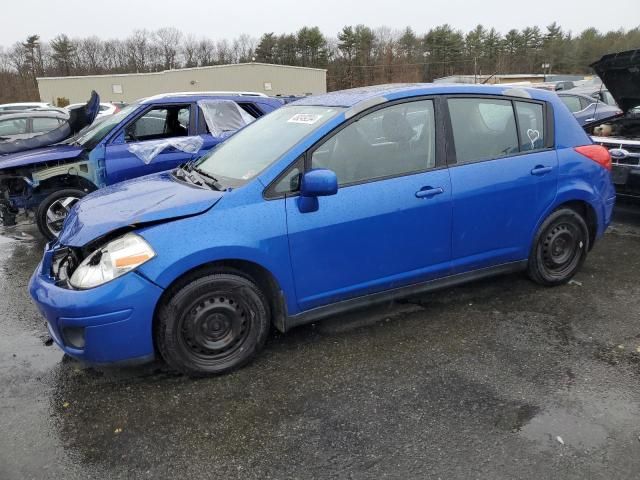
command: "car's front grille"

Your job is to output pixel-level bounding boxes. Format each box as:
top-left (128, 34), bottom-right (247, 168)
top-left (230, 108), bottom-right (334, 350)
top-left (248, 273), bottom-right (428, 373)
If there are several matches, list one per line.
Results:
top-left (593, 138), bottom-right (640, 166)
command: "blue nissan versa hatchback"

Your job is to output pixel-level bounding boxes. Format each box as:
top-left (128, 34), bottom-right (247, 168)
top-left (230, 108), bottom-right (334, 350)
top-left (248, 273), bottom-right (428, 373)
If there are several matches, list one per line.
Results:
top-left (30, 84), bottom-right (615, 376)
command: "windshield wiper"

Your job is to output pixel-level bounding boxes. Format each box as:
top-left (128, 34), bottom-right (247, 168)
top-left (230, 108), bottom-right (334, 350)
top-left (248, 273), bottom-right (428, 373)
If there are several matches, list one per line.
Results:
top-left (175, 163), bottom-right (221, 190)
top-left (192, 166), bottom-right (224, 191)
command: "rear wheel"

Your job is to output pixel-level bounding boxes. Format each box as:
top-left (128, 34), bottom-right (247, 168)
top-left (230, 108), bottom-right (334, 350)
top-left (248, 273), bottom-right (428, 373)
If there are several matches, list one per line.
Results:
top-left (156, 272), bottom-right (270, 376)
top-left (36, 188), bottom-right (86, 240)
top-left (527, 208), bottom-right (589, 286)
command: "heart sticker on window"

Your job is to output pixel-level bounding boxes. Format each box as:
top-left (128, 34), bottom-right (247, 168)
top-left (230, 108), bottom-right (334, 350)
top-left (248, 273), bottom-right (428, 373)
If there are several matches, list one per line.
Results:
top-left (527, 129), bottom-right (540, 149)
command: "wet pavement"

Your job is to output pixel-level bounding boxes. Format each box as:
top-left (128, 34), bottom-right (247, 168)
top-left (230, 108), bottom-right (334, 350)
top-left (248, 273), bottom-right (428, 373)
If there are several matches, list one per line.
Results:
top-left (1, 208), bottom-right (640, 479)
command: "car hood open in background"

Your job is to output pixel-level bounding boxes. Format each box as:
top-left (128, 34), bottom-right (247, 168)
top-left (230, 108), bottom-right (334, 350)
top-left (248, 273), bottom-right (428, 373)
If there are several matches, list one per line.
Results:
top-left (591, 49), bottom-right (640, 113)
top-left (58, 171), bottom-right (224, 247)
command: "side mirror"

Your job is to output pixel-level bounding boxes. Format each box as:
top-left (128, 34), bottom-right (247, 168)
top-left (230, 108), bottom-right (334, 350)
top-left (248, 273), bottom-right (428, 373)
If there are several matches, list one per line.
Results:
top-left (300, 169), bottom-right (338, 197)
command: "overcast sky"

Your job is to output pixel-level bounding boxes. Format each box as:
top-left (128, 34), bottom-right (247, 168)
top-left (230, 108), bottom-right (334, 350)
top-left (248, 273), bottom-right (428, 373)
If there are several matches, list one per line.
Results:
top-left (2, 0), bottom-right (639, 45)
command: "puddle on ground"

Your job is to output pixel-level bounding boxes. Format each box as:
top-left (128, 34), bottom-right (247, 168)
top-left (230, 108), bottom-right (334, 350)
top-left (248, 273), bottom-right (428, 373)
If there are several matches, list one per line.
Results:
top-left (519, 390), bottom-right (640, 451)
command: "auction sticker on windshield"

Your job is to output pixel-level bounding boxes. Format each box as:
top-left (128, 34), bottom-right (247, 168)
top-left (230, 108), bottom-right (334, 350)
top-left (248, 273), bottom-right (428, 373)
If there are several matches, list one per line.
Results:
top-left (287, 113), bottom-right (323, 124)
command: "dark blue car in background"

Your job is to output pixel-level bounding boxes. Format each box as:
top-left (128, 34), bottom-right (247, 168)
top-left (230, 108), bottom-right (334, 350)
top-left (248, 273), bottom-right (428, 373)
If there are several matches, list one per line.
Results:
top-left (30, 83), bottom-right (615, 376)
top-left (0, 92), bottom-right (283, 239)
top-left (557, 90), bottom-right (622, 126)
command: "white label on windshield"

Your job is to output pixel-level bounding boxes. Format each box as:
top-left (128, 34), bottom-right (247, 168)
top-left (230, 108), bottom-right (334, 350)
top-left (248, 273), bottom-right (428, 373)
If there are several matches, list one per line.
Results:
top-left (287, 113), bottom-right (322, 124)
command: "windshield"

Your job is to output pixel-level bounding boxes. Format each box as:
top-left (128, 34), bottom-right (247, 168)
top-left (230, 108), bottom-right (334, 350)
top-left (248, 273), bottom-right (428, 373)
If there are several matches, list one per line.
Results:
top-left (74, 103), bottom-right (139, 149)
top-left (194, 105), bottom-right (343, 185)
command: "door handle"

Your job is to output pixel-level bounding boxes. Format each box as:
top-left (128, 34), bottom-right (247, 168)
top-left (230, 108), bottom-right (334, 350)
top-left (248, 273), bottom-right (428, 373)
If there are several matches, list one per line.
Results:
top-left (531, 165), bottom-right (553, 176)
top-left (415, 186), bottom-right (444, 198)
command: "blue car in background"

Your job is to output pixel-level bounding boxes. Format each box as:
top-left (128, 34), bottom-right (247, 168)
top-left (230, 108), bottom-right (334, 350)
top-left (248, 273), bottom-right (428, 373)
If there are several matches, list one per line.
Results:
top-left (557, 91), bottom-right (622, 126)
top-left (0, 92), bottom-right (283, 239)
top-left (30, 83), bottom-right (615, 376)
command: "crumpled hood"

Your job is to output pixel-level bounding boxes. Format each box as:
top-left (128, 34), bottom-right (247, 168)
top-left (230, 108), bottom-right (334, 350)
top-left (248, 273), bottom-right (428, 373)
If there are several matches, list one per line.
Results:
top-left (591, 49), bottom-right (640, 113)
top-left (0, 144), bottom-right (85, 170)
top-left (58, 171), bottom-right (224, 247)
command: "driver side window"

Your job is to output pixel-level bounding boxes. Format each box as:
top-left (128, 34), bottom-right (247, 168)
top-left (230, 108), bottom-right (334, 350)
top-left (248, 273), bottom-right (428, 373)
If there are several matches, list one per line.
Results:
top-left (311, 100), bottom-right (436, 186)
top-left (125, 105), bottom-right (190, 142)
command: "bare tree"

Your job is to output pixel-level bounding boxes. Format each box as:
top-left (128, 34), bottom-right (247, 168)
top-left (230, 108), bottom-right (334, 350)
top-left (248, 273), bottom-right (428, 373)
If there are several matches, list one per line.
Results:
top-left (77, 36), bottom-right (103, 74)
top-left (155, 27), bottom-right (183, 70)
top-left (125, 29), bottom-right (152, 73)
top-left (216, 39), bottom-right (231, 64)
top-left (196, 38), bottom-right (216, 66)
top-left (182, 34), bottom-right (198, 68)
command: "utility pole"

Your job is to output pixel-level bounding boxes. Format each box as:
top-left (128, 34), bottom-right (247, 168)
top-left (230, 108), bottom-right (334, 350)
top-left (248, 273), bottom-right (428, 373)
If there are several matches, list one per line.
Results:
top-left (423, 51), bottom-right (430, 82)
top-left (541, 63), bottom-right (550, 82)
top-left (474, 55), bottom-right (478, 84)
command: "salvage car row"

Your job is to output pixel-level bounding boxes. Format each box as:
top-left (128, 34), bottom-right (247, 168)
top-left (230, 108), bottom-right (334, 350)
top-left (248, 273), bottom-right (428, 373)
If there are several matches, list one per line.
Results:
top-left (4, 49), bottom-right (639, 376)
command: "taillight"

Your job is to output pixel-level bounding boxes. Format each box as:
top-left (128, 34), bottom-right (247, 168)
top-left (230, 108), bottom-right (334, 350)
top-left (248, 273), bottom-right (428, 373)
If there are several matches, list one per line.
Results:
top-left (574, 145), bottom-right (612, 171)
top-left (113, 105), bottom-right (120, 114)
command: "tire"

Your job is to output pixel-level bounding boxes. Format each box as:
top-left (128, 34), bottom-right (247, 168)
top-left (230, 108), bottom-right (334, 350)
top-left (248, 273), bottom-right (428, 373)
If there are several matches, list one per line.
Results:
top-left (527, 207), bottom-right (590, 286)
top-left (155, 272), bottom-right (270, 376)
top-left (36, 188), bottom-right (87, 241)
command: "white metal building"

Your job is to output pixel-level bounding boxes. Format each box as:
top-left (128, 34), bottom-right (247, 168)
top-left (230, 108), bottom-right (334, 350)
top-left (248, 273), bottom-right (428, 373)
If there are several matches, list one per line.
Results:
top-left (37, 63), bottom-right (327, 104)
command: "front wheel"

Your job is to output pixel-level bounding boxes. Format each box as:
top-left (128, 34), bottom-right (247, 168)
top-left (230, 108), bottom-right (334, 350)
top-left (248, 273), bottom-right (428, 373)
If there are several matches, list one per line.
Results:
top-left (36, 188), bottom-right (87, 240)
top-left (155, 272), bottom-right (270, 376)
top-left (527, 208), bottom-right (590, 286)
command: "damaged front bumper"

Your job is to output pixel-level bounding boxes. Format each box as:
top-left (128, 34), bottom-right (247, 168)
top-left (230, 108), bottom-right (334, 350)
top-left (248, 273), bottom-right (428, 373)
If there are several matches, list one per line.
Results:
top-left (29, 242), bottom-right (163, 364)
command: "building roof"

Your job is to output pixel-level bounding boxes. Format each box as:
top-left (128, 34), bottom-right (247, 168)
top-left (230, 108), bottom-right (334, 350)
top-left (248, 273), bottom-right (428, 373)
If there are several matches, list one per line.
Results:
top-left (36, 62), bottom-right (327, 81)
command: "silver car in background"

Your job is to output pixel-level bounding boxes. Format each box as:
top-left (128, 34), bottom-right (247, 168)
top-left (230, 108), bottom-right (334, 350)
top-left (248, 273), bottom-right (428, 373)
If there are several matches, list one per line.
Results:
top-left (0, 111), bottom-right (68, 142)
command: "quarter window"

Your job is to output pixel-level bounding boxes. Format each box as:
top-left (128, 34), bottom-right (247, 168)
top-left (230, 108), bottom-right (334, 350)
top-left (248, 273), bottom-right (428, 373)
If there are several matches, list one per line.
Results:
top-left (311, 100), bottom-right (436, 186)
top-left (448, 98), bottom-right (519, 163)
top-left (272, 157), bottom-right (303, 195)
top-left (514, 101), bottom-right (545, 152)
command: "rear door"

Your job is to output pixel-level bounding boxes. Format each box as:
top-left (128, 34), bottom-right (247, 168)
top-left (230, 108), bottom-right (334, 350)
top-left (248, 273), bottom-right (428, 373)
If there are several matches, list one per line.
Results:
top-left (446, 96), bottom-right (558, 272)
top-left (104, 104), bottom-right (196, 184)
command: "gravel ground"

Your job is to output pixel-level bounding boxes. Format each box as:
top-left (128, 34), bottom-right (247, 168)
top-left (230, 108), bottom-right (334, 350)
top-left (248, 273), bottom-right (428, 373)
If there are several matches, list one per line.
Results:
top-left (1, 206), bottom-right (639, 479)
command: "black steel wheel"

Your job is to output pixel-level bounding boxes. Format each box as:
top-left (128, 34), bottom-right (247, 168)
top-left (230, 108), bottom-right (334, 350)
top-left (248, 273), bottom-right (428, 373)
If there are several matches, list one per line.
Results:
top-left (156, 271), bottom-right (270, 376)
top-left (527, 208), bottom-right (589, 286)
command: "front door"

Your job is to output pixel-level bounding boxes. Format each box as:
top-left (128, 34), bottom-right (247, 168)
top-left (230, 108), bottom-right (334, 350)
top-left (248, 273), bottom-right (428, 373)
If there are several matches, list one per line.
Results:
top-left (285, 99), bottom-right (453, 311)
top-left (104, 104), bottom-right (195, 184)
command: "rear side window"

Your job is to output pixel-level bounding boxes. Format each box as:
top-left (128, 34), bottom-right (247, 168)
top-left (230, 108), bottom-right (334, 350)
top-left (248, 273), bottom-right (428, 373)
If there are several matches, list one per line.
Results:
top-left (448, 98), bottom-right (518, 164)
top-left (32, 116), bottom-right (62, 133)
top-left (514, 102), bottom-right (545, 152)
top-left (560, 95), bottom-right (582, 113)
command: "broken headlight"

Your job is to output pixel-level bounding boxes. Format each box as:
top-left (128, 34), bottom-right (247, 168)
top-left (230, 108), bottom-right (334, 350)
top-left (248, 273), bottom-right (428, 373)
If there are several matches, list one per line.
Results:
top-left (69, 232), bottom-right (155, 289)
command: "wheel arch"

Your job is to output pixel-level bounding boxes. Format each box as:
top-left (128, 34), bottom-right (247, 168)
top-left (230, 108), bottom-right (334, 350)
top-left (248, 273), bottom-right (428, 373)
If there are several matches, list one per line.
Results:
top-left (153, 258), bottom-right (288, 335)
top-left (534, 188), bottom-right (601, 252)
top-left (36, 174), bottom-right (98, 195)
top-left (557, 199), bottom-right (598, 250)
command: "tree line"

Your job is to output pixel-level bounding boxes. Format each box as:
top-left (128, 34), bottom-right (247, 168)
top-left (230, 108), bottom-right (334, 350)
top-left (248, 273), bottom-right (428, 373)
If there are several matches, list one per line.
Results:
top-left (1, 23), bottom-right (639, 103)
